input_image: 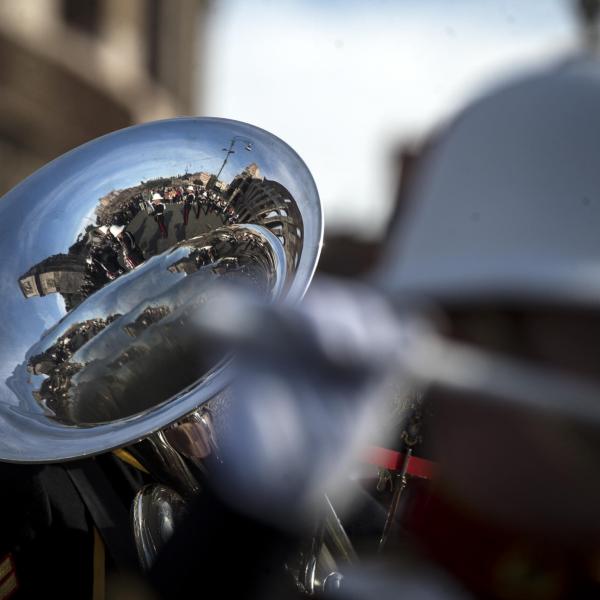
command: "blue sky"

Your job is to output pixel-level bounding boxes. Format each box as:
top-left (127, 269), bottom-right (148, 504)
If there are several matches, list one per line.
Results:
top-left (203, 0), bottom-right (578, 237)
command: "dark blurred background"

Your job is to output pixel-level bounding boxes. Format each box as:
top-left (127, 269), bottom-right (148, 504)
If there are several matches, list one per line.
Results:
top-left (0, 0), bottom-right (593, 277)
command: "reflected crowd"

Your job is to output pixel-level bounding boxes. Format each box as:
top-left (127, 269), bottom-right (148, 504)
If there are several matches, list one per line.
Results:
top-left (9, 137), bottom-right (307, 427)
top-left (18, 162), bottom-right (303, 312)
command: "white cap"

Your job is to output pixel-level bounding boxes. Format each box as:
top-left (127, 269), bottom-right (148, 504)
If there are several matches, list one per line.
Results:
top-left (97, 225), bottom-right (109, 235)
top-left (152, 193), bottom-right (163, 201)
top-left (378, 59), bottom-right (600, 307)
top-left (187, 185), bottom-right (194, 192)
top-left (109, 225), bottom-right (125, 237)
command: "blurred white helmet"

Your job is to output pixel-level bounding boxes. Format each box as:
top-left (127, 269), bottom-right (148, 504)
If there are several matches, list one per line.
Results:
top-left (152, 193), bottom-right (163, 201)
top-left (380, 58), bottom-right (600, 307)
top-left (109, 225), bottom-right (125, 237)
top-left (97, 225), bottom-right (109, 235)
top-left (186, 185), bottom-right (194, 192)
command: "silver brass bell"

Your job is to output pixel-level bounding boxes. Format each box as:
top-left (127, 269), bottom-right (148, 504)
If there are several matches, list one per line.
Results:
top-left (0, 117), bottom-right (322, 462)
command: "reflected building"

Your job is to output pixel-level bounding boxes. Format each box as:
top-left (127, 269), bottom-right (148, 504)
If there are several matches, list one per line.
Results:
top-left (197, 172), bottom-right (214, 187)
top-left (228, 164), bottom-right (303, 272)
top-left (18, 160), bottom-right (303, 310)
top-left (19, 254), bottom-right (88, 305)
top-left (124, 305), bottom-right (171, 338)
top-left (18, 224), bottom-right (127, 310)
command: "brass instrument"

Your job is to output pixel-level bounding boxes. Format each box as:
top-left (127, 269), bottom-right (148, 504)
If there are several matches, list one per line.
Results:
top-left (0, 117), bottom-right (322, 462)
top-left (0, 118), bottom-right (333, 574)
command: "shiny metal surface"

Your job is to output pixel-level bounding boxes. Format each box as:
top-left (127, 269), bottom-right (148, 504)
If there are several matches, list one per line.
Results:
top-left (127, 430), bottom-right (200, 497)
top-left (163, 406), bottom-right (219, 461)
top-left (0, 117), bottom-right (322, 462)
top-left (323, 571), bottom-right (344, 593)
top-left (295, 495), bottom-right (356, 595)
top-left (132, 483), bottom-right (187, 571)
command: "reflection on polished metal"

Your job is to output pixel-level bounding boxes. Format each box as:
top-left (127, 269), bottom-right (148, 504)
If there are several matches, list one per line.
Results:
top-left (323, 572), bottom-right (344, 593)
top-left (132, 484), bottom-right (187, 571)
top-left (163, 406), bottom-right (219, 462)
top-left (127, 430), bottom-right (200, 497)
top-left (0, 118), bottom-right (322, 462)
top-left (295, 495), bottom-right (356, 595)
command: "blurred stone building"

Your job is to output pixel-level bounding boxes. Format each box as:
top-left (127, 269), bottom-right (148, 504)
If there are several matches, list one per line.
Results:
top-left (0, 0), bottom-right (209, 193)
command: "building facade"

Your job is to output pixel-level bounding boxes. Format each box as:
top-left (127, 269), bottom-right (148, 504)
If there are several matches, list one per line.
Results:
top-left (0, 0), bottom-right (209, 194)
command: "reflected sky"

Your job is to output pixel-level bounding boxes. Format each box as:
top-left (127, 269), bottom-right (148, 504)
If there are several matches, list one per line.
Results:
top-left (0, 117), bottom-right (322, 460)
